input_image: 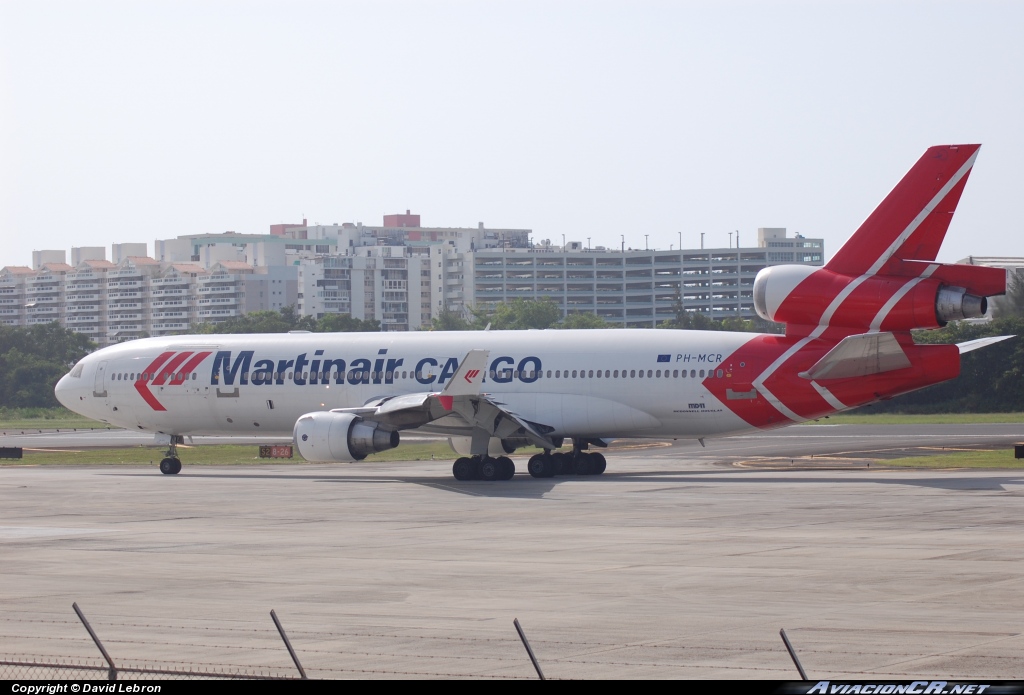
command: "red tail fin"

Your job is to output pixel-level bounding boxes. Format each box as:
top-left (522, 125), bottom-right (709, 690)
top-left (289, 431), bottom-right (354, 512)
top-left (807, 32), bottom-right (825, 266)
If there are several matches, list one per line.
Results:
top-left (826, 144), bottom-right (980, 277)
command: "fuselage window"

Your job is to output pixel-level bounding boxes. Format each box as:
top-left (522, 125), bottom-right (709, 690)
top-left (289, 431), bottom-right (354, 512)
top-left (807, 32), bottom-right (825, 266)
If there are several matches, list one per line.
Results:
top-left (386, 371), bottom-right (393, 380)
top-left (588, 370), bottom-right (594, 378)
top-left (690, 369), bottom-right (696, 378)
top-left (716, 369), bottom-right (723, 378)
top-left (630, 369), bottom-right (636, 378)
top-left (699, 369), bottom-right (705, 378)
top-left (613, 370), bottom-right (619, 378)
top-left (546, 370), bottom-right (552, 378)
top-left (647, 370), bottom-right (652, 378)
top-left (656, 370), bottom-right (661, 378)
top-left (605, 370), bottom-right (610, 378)
top-left (488, 370), bottom-right (495, 379)
top-left (673, 370), bottom-right (679, 377)
top-left (130, 373), bottom-right (135, 380)
top-left (571, 370), bottom-right (577, 378)
top-left (596, 370), bottom-right (602, 378)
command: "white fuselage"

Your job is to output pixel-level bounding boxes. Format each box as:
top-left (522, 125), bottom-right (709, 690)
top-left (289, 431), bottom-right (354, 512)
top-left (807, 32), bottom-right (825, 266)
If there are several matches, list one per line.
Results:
top-left (55, 329), bottom-right (770, 441)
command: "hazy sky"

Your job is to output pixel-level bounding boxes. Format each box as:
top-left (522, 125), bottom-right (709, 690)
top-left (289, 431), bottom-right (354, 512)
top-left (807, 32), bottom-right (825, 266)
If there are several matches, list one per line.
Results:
top-left (2, 1), bottom-right (1021, 268)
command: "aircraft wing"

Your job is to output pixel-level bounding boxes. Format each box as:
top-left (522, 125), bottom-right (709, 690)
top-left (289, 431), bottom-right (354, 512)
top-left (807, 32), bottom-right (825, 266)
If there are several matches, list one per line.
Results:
top-left (799, 331), bottom-right (912, 380)
top-left (329, 349), bottom-right (557, 449)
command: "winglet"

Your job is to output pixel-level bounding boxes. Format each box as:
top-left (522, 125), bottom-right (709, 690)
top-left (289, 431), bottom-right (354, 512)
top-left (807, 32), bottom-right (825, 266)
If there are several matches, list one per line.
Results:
top-left (437, 350), bottom-right (490, 409)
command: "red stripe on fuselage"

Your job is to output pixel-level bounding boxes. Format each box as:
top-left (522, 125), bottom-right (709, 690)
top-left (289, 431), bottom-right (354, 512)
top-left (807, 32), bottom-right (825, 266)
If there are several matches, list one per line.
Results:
top-left (134, 352), bottom-right (175, 411)
top-left (152, 352), bottom-right (193, 386)
top-left (175, 352), bottom-right (212, 384)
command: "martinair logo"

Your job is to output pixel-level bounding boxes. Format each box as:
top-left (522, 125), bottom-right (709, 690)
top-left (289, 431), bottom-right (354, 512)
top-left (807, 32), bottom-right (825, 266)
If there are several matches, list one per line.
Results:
top-left (463, 369), bottom-right (481, 383)
top-left (134, 351), bottom-right (212, 411)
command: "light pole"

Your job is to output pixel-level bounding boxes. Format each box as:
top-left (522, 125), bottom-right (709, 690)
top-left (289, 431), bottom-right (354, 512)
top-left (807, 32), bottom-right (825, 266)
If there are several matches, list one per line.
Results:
top-left (700, 232), bottom-right (704, 250)
top-left (587, 237), bottom-right (591, 251)
top-left (562, 233), bottom-right (566, 250)
top-left (621, 235), bottom-right (624, 253)
top-left (678, 231), bottom-right (682, 253)
top-left (728, 231), bottom-right (733, 248)
top-left (644, 234), bottom-right (649, 251)
top-left (736, 230), bottom-right (740, 248)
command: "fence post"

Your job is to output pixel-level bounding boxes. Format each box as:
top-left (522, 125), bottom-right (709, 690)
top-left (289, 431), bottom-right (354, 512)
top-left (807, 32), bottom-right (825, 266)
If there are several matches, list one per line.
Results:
top-left (72, 603), bottom-right (117, 681)
top-left (779, 628), bottom-right (808, 680)
top-left (513, 618), bottom-right (545, 680)
top-left (270, 610), bottom-right (307, 679)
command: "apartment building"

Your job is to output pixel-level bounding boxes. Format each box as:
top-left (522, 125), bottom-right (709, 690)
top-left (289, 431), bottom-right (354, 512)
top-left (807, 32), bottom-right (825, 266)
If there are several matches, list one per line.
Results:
top-left (3, 215), bottom-right (824, 341)
top-left (465, 228), bottom-right (824, 327)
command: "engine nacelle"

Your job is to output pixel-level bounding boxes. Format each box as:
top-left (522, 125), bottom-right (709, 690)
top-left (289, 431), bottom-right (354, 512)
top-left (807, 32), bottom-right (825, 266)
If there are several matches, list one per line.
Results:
top-left (293, 411), bottom-right (399, 462)
top-left (935, 285), bottom-right (988, 323)
top-left (448, 436), bottom-right (530, 457)
top-left (753, 265), bottom-right (989, 330)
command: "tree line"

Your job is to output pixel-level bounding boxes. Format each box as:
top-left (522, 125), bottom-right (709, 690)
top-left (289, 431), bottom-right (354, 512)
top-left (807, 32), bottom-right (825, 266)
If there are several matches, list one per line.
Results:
top-left (0, 324), bottom-right (95, 408)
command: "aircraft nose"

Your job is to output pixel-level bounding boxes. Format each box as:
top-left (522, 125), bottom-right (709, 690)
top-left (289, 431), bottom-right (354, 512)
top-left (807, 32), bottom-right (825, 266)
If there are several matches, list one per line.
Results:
top-left (54, 373), bottom-right (74, 409)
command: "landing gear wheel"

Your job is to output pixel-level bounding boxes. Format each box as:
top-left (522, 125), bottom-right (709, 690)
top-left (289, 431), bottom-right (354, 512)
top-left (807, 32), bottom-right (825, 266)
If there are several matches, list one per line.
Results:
top-left (479, 457), bottom-right (502, 481)
top-left (574, 453), bottom-right (594, 476)
top-left (159, 457), bottom-right (181, 475)
top-left (497, 456), bottom-right (515, 480)
top-left (590, 452), bottom-right (607, 475)
top-left (453, 457), bottom-right (478, 481)
top-left (528, 454), bottom-right (556, 478)
top-left (549, 452), bottom-right (567, 475)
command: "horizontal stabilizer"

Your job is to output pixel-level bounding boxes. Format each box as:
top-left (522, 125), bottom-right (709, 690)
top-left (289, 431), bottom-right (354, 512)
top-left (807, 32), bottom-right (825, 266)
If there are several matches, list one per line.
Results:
top-left (957, 335), bottom-right (1015, 354)
top-left (800, 332), bottom-right (911, 380)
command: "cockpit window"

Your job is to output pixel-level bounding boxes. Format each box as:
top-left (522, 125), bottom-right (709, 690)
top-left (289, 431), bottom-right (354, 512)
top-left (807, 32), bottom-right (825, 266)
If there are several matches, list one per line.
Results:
top-left (69, 362), bottom-right (85, 378)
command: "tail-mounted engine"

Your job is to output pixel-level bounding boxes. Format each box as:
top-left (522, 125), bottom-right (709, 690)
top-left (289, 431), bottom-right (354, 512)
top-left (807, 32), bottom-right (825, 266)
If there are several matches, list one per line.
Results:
top-left (753, 263), bottom-right (1001, 332)
top-left (293, 411), bottom-right (399, 462)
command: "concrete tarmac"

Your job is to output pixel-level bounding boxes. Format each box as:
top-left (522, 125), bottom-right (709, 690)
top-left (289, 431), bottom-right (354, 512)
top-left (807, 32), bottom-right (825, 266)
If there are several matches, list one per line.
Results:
top-left (2, 423), bottom-right (1024, 679)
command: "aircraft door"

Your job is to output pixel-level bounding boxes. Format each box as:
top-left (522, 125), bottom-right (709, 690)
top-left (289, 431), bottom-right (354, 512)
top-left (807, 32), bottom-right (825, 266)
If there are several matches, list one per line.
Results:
top-left (92, 360), bottom-right (108, 398)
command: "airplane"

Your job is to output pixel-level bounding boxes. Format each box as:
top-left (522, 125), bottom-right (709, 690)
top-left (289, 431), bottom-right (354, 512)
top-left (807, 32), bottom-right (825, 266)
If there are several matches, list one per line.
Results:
top-left (55, 144), bottom-right (1012, 481)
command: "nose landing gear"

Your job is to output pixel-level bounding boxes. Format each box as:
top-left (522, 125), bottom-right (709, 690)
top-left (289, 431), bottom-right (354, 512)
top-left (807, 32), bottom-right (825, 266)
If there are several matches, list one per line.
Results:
top-left (159, 436), bottom-right (184, 475)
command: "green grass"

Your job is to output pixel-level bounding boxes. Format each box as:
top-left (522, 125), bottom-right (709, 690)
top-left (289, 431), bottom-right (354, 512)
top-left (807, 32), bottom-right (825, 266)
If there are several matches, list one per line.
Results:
top-left (803, 412), bottom-right (1024, 425)
top-left (882, 449), bottom-right (1024, 469)
top-left (2, 441), bottom-right (460, 467)
top-left (0, 407), bottom-right (113, 431)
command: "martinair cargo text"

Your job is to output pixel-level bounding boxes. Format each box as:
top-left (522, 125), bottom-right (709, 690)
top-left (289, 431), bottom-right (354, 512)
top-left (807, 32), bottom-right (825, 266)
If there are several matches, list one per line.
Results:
top-left (56, 145), bottom-right (1013, 480)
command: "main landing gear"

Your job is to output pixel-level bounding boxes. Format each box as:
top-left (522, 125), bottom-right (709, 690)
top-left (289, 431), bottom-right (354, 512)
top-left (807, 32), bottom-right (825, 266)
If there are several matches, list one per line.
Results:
top-left (449, 439), bottom-right (608, 481)
top-left (526, 449), bottom-right (606, 479)
top-left (452, 455), bottom-right (516, 481)
top-left (159, 436), bottom-right (184, 475)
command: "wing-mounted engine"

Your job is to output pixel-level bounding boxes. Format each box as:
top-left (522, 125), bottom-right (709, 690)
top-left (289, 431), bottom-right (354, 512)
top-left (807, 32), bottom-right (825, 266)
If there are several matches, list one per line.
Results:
top-left (293, 411), bottom-right (399, 462)
top-left (753, 262), bottom-right (1002, 333)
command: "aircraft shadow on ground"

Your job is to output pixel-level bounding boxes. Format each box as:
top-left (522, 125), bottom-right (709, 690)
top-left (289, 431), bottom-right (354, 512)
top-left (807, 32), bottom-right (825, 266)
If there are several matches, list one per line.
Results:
top-left (101, 468), bottom-right (1024, 495)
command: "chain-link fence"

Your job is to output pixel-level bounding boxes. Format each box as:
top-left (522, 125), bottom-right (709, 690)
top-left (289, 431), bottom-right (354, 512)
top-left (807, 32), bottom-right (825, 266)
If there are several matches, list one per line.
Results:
top-left (0, 657), bottom-right (298, 680)
top-left (2, 603), bottom-right (815, 680)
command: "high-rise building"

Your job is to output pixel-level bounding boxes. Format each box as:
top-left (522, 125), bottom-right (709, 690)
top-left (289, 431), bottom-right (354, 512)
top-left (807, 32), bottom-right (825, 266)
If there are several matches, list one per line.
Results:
top-left (1, 216), bottom-right (824, 342)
